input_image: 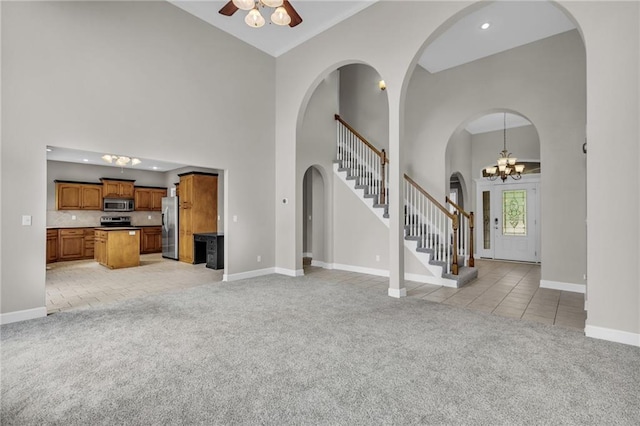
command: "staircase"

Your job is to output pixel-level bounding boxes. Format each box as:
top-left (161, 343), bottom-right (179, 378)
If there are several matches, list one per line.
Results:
top-left (334, 115), bottom-right (477, 288)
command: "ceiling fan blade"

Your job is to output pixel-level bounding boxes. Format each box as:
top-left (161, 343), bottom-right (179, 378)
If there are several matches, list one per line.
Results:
top-left (219, 1), bottom-right (239, 16)
top-left (283, 0), bottom-right (303, 27)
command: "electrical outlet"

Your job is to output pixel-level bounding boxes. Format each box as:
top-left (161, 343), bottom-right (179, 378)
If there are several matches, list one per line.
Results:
top-left (375, 255), bottom-right (380, 262)
top-left (308, 215), bottom-right (312, 221)
top-left (148, 215), bottom-right (152, 220)
top-left (257, 255), bottom-right (261, 262)
top-left (233, 215), bottom-right (238, 223)
top-left (71, 215), bottom-right (77, 220)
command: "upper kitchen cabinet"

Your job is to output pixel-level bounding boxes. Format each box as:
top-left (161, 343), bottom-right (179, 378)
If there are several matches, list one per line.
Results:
top-left (55, 181), bottom-right (103, 210)
top-left (134, 187), bottom-right (167, 211)
top-left (101, 178), bottom-right (135, 199)
top-left (178, 172), bottom-right (218, 264)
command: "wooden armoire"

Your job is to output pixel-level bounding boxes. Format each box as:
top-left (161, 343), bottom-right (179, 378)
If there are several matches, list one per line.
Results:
top-left (178, 172), bottom-right (218, 264)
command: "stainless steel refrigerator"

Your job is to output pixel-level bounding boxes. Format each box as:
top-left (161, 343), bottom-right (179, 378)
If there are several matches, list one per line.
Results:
top-left (162, 197), bottom-right (179, 260)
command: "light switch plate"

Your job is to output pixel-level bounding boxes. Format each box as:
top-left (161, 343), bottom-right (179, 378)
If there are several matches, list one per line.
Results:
top-left (21, 215), bottom-right (32, 226)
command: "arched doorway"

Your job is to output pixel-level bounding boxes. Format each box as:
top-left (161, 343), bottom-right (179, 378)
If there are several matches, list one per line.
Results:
top-left (302, 166), bottom-right (326, 267)
top-left (461, 110), bottom-right (542, 263)
top-left (401, 1), bottom-right (584, 289)
top-left (296, 62), bottom-right (389, 273)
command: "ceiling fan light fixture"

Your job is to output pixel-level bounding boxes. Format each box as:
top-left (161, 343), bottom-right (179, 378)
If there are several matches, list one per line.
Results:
top-left (245, 8), bottom-right (265, 28)
top-left (131, 158), bottom-right (142, 166)
top-left (233, 0), bottom-right (255, 11)
top-left (102, 154), bottom-right (114, 163)
top-left (271, 6), bottom-right (291, 26)
top-left (262, 0), bottom-right (283, 7)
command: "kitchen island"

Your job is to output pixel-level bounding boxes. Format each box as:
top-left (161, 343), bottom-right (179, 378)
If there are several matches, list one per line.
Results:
top-left (94, 227), bottom-right (141, 269)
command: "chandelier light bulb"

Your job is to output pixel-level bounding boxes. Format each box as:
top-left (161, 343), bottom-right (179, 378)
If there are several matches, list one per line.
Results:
top-left (233, 0), bottom-right (255, 11)
top-left (271, 6), bottom-right (291, 26)
top-left (262, 0), bottom-right (283, 7)
top-left (102, 154), bottom-right (114, 163)
top-left (245, 8), bottom-right (265, 28)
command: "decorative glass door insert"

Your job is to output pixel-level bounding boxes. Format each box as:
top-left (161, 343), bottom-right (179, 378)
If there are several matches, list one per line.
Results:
top-left (502, 190), bottom-right (527, 236)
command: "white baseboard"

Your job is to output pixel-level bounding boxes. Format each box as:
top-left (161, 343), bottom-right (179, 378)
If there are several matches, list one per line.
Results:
top-left (223, 268), bottom-right (275, 282)
top-left (311, 260), bottom-right (330, 268)
top-left (302, 252), bottom-right (312, 258)
top-left (331, 263), bottom-right (389, 277)
top-left (585, 325), bottom-right (640, 347)
top-left (540, 279), bottom-right (586, 294)
top-left (274, 267), bottom-right (304, 277)
top-left (388, 287), bottom-right (407, 298)
top-left (0, 307), bottom-right (47, 325)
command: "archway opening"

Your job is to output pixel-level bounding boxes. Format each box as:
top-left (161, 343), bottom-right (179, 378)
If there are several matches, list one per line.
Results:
top-left (302, 166), bottom-right (326, 268)
top-left (295, 61), bottom-right (389, 273)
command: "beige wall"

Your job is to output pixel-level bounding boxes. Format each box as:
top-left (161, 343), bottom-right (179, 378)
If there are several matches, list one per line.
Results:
top-left (1, 1), bottom-right (275, 315)
top-left (339, 64), bottom-right (389, 151)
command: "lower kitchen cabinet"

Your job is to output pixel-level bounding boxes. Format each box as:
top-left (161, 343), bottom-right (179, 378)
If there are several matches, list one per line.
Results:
top-left (46, 230), bottom-right (58, 263)
top-left (84, 229), bottom-right (95, 259)
top-left (58, 229), bottom-right (85, 261)
top-left (140, 226), bottom-right (162, 254)
top-left (49, 228), bottom-right (96, 263)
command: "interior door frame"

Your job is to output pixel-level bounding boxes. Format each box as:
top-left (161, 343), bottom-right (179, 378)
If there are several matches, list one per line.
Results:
top-left (475, 174), bottom-right (541, 262)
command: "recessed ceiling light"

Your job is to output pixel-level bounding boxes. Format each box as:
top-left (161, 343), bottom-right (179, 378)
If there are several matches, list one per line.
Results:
top-left (83, 159), bottom-right (89, 162)
top-left (46, 148), bottom-right (53, 152)
top-left (152, 166), bottom-right (159, 170)
top-left (480, 22), bottom-right (491, 30)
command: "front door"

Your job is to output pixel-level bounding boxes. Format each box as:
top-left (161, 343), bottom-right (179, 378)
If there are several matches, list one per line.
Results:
top-left (476, 177), bottom-right (540, 262)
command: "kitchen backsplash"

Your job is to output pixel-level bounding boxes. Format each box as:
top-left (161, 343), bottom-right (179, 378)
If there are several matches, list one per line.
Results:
top-left (47, 211), bottom-right (162, 227)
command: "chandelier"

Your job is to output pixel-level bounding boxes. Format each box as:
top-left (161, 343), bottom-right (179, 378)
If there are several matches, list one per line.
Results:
top-left (233, 0), bottom-right (292, 28)
top-left (101, 154), bottom-right (141, 167)
top-left (484, 113), bottom-right (525, 181)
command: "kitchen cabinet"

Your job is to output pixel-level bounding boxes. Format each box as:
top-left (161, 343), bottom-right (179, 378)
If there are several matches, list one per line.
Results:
top-left (134, 187), bottom-right (167, 211)
top-left (84, 229), bottom-right (95, 259)
top-left (58, 229), bottom-right (86, 261)
top-left (46, 229), bottom-right (58, 263)
top-left (140, 226), bottom-right (162, 254)
top-left (95, 228), bottom-right (140, 269)
top-left (101, 178), bottom-right (135, 199)
top-left (178, 172), bottom-right (218, 264)
top-left (55, 182), bottom-right (103, 210)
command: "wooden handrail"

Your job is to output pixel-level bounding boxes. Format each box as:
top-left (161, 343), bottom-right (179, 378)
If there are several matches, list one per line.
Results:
top-left (334, 114), bottom-right (389, 162)
top-left (445, 196), bottom-right (474, 268)
top-left (403, 174), bottom-right (454, 219)
top-left (445, 196), bottom-right (470, 219)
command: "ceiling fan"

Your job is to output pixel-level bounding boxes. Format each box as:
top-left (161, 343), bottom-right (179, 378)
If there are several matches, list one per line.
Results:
top-left (219, 0), bottom-right (303, 28)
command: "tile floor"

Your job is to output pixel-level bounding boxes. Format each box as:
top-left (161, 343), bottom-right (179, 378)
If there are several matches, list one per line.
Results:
top-left (47, 256), bottom-right (585, 332)
top-left (304, 259), bottom-right (586, 331)
top-left (46, 253), bottom-right (223, 313)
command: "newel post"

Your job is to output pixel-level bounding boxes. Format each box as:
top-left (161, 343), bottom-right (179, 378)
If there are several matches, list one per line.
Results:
top-left (451, 214), bottom-right (459, 275)
top-left (468, 212), bottom-right (475, 267)
top-left (380, 149), bottom-right (387, 205)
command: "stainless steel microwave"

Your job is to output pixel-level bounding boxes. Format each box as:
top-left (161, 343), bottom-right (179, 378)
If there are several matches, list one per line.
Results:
top-left (103, 198), bottom-right (134, 212)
